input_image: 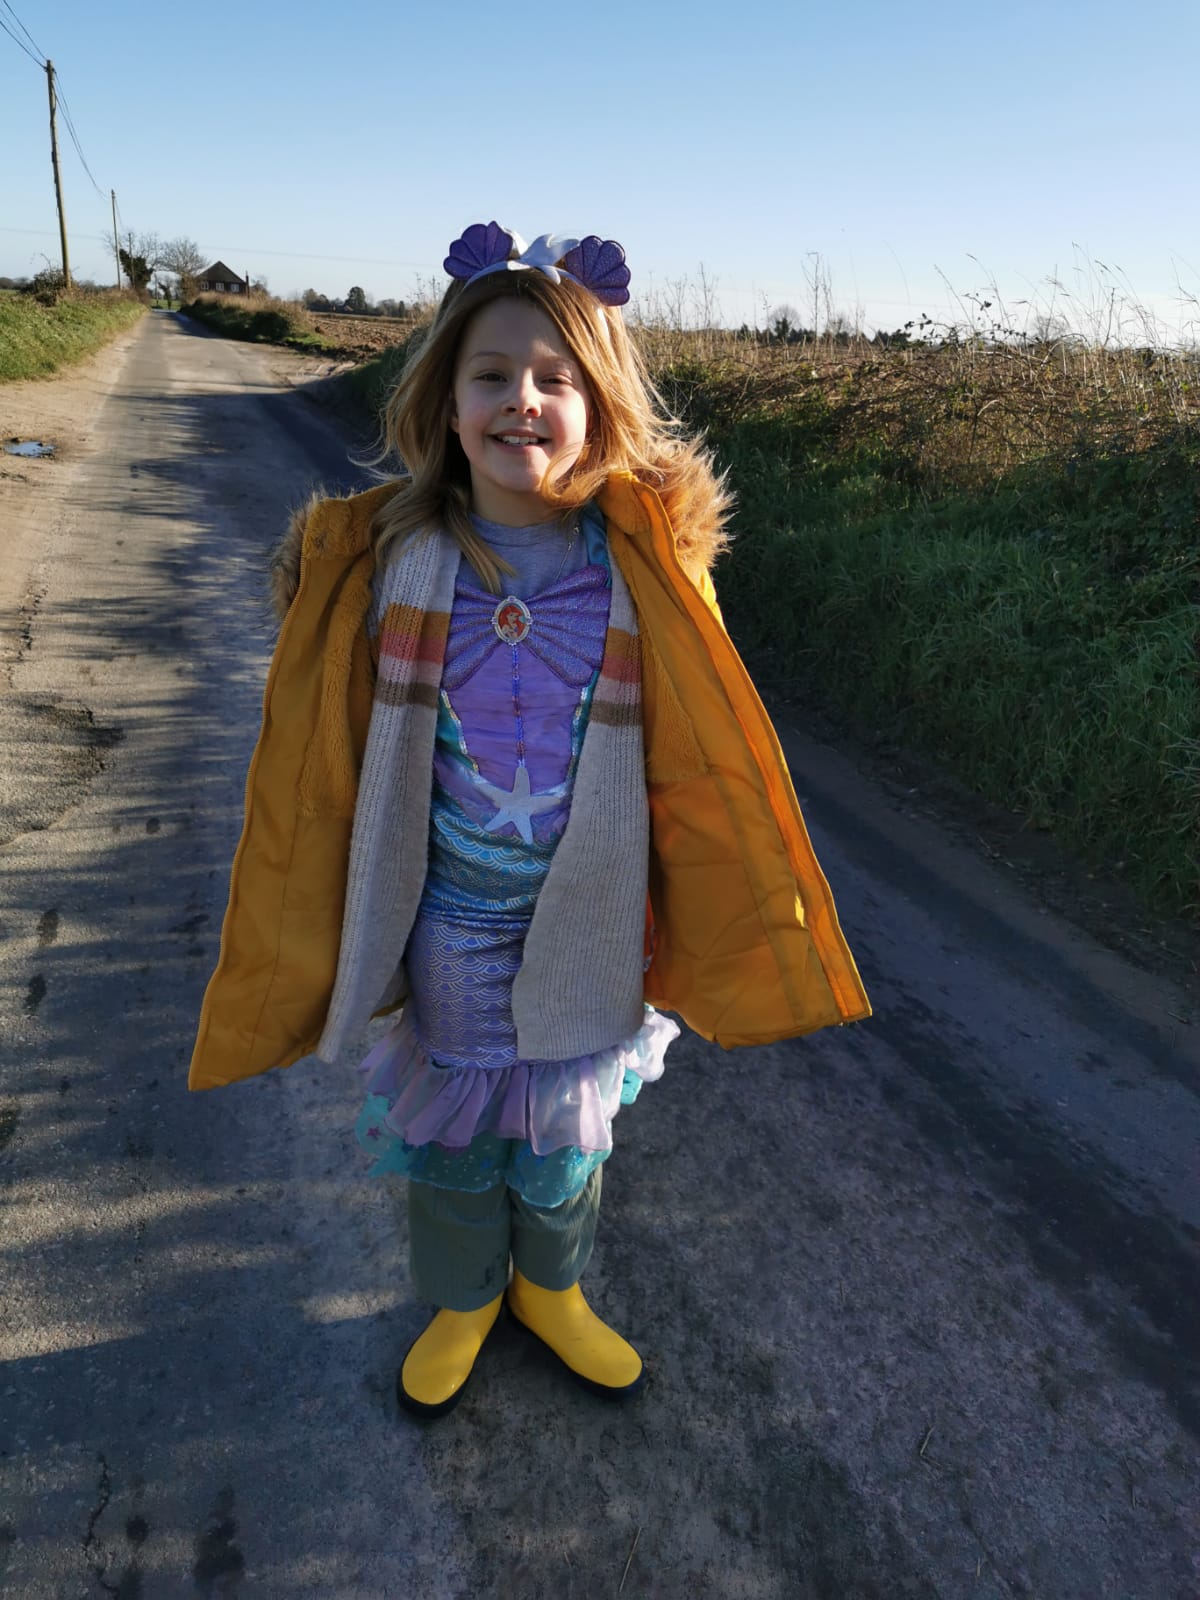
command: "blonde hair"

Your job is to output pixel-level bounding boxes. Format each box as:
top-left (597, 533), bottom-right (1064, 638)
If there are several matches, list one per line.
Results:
top-left (371, 270), bottom-right (731, 591)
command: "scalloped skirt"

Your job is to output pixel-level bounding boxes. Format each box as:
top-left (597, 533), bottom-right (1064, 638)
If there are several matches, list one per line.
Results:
top-left (353, 1006), bottom-right (678, 1208)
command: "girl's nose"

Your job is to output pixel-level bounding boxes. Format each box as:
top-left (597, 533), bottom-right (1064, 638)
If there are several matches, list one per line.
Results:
top-left (505, 372), bottom-right (540, 413)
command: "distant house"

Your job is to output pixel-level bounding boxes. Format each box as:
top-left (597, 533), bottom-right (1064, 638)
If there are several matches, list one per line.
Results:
top-left (197, 261), bottom-right (249, 294)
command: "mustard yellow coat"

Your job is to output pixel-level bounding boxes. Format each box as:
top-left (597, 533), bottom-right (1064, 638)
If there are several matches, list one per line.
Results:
top-left (189, 473), bottom-right (870, 1090)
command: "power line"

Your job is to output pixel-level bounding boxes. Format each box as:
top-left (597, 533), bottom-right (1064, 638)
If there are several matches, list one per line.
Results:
top-left (0, 9), bottom-right (107, 205)
top-left (218, 243), bottom-right (431, 268)
top-left (0, 11), bottom-right (43, 65)
top-left (55, 80), bottom-right (106, 201)
top-left (0, 0), bottom-right (46, 61)
top-left (0, 25), bottom-right (109, 207)
top-left (1, 225), bottom-right (426, 275)
top-left (1, 226), bottom-right (113, 241)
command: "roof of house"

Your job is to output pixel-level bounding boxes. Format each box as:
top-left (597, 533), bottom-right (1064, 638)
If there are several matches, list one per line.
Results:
top-left (198, 261), bottom-right (245, 282)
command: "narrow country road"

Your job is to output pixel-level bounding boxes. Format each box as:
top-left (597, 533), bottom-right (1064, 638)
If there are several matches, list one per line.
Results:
top-left (1, 311), bottom-right (1196, 1599)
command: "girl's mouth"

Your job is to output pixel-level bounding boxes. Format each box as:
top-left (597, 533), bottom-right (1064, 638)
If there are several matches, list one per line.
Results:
top-left (493, 434), bottom-right (547, 448)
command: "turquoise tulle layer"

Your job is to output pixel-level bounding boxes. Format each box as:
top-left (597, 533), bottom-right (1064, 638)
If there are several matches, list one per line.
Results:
top-left (355, 1083), bottom-right (634, 1209)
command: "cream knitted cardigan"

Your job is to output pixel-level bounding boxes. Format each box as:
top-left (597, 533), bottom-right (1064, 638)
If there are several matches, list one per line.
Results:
top-left (314, 524), bottom-right (649, 1065)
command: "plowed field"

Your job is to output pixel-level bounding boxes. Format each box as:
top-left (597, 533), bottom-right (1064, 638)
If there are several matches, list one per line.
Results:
top-left (307, 312), bottom-right (417, 360)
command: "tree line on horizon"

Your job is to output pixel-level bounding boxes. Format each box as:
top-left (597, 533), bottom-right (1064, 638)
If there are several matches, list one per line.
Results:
top-left (299, 287), bottom-right (411, 318)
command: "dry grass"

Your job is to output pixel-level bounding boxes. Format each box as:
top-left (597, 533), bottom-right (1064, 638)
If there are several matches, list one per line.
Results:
top-left (642, 330), bottom-right (1197, 498)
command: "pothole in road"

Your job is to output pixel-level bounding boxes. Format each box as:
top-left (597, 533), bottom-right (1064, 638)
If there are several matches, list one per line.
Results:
top-left (0, 696), bottom-right (123, 847)
top-left (4, 440), bottom-right (55, 458)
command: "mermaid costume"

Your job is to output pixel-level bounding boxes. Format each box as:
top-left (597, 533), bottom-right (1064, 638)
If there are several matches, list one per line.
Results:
top-left (355, 507), bottom-right (675, 1206)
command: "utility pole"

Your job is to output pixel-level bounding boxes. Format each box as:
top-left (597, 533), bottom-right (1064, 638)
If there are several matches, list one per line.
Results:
top-left (111, 191), bottom-right (121, 288)
top-left (45, 60), bottom-right (71, 288)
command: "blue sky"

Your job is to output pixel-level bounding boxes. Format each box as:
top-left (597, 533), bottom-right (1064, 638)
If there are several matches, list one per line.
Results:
top-left (3, 0), bottom-right (1197, 340)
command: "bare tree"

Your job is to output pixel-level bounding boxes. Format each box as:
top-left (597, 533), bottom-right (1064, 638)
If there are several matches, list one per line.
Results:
top-left (824, 310), bottom-right (855, 346)
top-left (1031, 311), bottom-right (1071, 348)
top-left (160, 236), bottom-right (207, 301)
top-left (768, 304), bottom-right (813, 344)
top-left (127, 230), bottom-right (161, 262)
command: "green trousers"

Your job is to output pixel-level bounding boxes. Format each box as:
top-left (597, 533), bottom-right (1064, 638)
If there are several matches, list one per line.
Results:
top-left (405, 1168), bottom-right (603, 1313)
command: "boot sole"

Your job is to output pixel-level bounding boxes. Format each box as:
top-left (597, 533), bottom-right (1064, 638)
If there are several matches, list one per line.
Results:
top-left (396, 1366), bottom-right (472, 1420)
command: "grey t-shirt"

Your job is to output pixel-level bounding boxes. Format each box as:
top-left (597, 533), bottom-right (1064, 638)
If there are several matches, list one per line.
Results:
top-left (469, 513), bottom-right (591, 600)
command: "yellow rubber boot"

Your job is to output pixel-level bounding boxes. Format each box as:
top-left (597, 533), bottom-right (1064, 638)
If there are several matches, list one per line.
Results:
top-left (398, 1293), bottom-right (504, 1418)
top-left (507, 1269), bottom-right (644, 1399)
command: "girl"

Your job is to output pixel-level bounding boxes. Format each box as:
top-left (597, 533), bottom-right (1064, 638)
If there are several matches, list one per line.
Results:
top-left (189, 223), bottom-right (871, 1418)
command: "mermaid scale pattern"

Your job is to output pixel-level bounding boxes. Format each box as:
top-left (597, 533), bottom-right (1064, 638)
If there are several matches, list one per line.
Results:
top-left (354, 551), bottom-right (677, 1207)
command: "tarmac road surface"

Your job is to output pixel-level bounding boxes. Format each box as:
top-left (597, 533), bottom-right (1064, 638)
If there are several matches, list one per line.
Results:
top-left (1, 311), bottom-right (1197, 1599)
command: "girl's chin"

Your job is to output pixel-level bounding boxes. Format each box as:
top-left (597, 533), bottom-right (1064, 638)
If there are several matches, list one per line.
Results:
top-left (487, 455), bottom-right (549, 482)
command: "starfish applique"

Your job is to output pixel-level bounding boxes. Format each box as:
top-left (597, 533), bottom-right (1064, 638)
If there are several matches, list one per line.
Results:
top-left (477, 763), bottom-right (562, 846)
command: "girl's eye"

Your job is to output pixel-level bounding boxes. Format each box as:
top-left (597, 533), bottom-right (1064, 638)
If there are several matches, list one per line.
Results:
top-left (470, 368), bottom-right (574, 385)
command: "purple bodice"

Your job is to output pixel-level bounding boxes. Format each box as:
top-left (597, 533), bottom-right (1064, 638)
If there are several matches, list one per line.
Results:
top-left (432, 564), bottom-right (610, 843)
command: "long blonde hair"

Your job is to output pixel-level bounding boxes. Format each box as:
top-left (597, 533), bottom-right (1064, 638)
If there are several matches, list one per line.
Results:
top-left (372, 270), bottom-right (731, 591)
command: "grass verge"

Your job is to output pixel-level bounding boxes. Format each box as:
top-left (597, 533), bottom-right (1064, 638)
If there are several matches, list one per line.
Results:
top-left (0, 289), bottom-right (145, 381)
top-left (181, 293), bottom-right (331, 351)
top-left (335, 340), bottom-right (411, 428)
top-left (701, 390), bottom-right (1196, 921)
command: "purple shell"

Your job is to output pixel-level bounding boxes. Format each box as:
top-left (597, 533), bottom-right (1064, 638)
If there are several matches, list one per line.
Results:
top-left (444, 222), bottom-right (514, 281)
top-left (559, 236), bottom-right (631, 306)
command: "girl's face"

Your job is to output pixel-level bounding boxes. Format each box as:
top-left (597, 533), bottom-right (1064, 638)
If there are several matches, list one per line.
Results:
top-left (450, 297), bottom-right (591, 524)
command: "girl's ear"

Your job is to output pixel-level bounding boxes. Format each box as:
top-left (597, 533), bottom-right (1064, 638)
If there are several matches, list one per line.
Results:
top-left (448, 398), bottom-right (460, 434)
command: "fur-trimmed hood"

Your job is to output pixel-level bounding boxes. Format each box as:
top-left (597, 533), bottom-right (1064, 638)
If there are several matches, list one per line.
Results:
top-left (268, 492), bottom-right (319, 623)
top-left (269, 473), bottom-right (727, 626)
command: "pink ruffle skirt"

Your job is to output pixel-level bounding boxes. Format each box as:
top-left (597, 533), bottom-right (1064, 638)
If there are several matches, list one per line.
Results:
top-left (356, 1005), bottom-right (678, 1157)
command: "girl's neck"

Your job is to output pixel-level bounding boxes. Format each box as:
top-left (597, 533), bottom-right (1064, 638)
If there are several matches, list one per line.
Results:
top-left (470, 508), bottom-right (574, 535)
top-left (469, 503), bottom-right (563, 529)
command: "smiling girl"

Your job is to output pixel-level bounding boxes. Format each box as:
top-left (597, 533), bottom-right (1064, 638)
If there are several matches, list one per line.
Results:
top-left (189, 223), bottom-right (871, 1419)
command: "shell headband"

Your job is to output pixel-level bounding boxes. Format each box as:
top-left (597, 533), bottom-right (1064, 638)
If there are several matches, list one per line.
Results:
top-left (444, 222), bottom-right (631, 307)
